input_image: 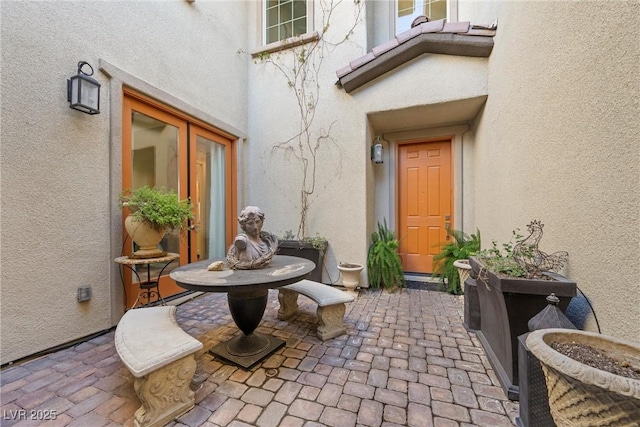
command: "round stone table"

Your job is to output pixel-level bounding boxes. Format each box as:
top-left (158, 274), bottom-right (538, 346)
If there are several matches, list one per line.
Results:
top-left (170, 255), bottom-right (315, 369)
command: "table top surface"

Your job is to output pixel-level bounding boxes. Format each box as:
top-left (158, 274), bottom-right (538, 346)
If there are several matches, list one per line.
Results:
top-left (170, 255), bottom-right (315, 293)
top-left (114, 252), bottom-right (180, 265)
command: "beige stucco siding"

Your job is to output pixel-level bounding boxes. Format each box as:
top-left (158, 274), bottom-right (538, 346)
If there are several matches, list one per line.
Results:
top-left (2, 0), bottom-right (637, 366)
top-left (246, 0), bottom-right (488, 282)
top-left (473, 1), bottom-right (639, 340)
top-left (0, 1), bottom-right (249, 364)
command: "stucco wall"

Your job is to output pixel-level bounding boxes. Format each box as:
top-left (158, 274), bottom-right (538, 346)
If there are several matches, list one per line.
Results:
top-left (473, 1), bottom-right (639, 341)
top-left (0, 1), bottom-right (249, 364)
top-left (245, 0), bottom-right (369, 283)
top-left (246, 0), bottom-right (488, 283)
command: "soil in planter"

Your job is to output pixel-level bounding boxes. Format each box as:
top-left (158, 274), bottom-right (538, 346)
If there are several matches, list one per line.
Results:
top-left (339, 263), bottom-right (361, 268)
top-left (551, 342), bottom-right (640, 380)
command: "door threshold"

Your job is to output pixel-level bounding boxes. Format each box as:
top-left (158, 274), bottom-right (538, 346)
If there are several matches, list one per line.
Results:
top-left (404, 273), bottom-right (439, 283)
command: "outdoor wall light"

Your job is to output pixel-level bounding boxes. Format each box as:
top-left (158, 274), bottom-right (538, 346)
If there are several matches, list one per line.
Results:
top-left (67, 61), bottom-right (100, 115)
top-left (371, 137), bottom-right (384, 164)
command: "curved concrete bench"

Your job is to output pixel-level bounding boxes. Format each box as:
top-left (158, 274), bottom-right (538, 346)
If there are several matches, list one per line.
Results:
top-left (115, 306), bottom-right (202, 427)
top-left (277, 280), bottom-right (355, 341)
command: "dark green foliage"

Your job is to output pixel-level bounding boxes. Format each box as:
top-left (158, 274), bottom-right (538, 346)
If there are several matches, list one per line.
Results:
top-left (367, 220), bottom-right (406, 290)
top-left (119, 186), bottom-right (194, 231)
top-left (432, 229), bottom-right (481, 295)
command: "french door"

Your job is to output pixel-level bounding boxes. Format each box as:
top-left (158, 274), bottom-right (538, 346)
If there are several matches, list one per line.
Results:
top-left (121, 91), bottom-right (235, 308)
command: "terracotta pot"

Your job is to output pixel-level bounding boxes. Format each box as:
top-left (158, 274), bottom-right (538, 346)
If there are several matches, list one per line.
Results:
top-left (337, 263), bottom-right (364, 290)
top-left (124, 215), bottom-right (167, 258)
top-left (527, 328), bottom-right (640, 426)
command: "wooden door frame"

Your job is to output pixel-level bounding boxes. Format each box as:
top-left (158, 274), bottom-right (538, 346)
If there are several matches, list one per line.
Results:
top-left (121, 89), bottom-right (238, 308)
top-left (189, 124), bottom-right (236, 262)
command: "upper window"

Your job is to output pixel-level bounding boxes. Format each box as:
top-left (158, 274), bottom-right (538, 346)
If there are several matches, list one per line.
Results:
top-left (396, 0), bottom-right (447, 34)
top-left (265, 0), bottom-right (308, 44)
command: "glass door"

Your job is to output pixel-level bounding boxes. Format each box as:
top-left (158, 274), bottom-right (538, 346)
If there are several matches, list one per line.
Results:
top-left (122, 92), bottom-right (236, 308)
top-left (190, 125), bottom-right (234, 262)
top-left (122, 95), bottom-right (189, 307)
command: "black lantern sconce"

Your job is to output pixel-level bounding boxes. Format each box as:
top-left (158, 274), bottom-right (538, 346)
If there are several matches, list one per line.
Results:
top-left (371, 136), bottom-right (384, 164)
top-left (67, 61), bottom-right (100, 115)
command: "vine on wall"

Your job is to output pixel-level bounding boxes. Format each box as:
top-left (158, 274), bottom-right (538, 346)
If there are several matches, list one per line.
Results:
top-left (252, 0), bottom-right (364, 239)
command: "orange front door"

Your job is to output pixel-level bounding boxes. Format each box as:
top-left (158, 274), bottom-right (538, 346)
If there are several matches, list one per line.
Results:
top-left (398, 140), bottom-right (453, 273)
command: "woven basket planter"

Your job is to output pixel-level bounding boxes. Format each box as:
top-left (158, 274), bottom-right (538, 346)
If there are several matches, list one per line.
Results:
top-left (527, 328), bottom-right (640, 426)
top-left (453, 259), bottom-right (471, 285)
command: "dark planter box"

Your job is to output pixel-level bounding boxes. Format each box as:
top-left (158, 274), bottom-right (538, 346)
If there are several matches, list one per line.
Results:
top-left (464, 277), bottom-right (481, 331)
top-left (469, 256), bottom-right (576, 401)
top-left (277, 240), bottom-right (327, 283)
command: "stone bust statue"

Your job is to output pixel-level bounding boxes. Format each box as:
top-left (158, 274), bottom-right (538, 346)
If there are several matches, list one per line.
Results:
top-left (226, 206), bottom-right (278, 270)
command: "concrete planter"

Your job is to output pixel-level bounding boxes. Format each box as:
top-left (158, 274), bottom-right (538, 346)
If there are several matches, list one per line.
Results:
top-left (337, 262), bottom-right (364, 290)
top-left (526, 328), bottom-right (640, 426)
top-left (124, 216), bottom-right (167, 258)
top-left (469, 256), bottom-right (577, 400)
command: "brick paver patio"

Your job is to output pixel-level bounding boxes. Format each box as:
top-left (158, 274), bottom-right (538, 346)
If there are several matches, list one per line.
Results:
top-left (0, 286), bottom-right (519, 426)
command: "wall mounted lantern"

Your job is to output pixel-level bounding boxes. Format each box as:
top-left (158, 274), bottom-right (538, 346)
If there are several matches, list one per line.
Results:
top-left (67, 61), bottom-right (100, 115)
top-left (371, 137), bottom-right (384, 164)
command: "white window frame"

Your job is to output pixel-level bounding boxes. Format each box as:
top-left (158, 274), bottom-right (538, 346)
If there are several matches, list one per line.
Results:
top-left (251, 0), bottom-right (317, 57)
top-left (394, 0), bottom-right (457, 35)
top-left (262, 0), bottom-right (314, 46)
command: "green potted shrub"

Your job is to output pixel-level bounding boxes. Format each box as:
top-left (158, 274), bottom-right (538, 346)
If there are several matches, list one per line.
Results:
top-left (119, 186), bottom-right (194, 258)
top-left (367, 220), bottom-right (406, 290)
top-left (432, 229), bottom-right (481, 295)
top-left (469, 220), bottom-right (576, 401)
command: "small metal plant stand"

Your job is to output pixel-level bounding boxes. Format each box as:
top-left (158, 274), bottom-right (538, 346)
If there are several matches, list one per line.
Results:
top-left (115, 252), bottom-right (180, 309)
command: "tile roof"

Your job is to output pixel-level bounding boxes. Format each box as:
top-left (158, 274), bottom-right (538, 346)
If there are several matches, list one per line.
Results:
top-left (336, 18), bottom-right (496, 93)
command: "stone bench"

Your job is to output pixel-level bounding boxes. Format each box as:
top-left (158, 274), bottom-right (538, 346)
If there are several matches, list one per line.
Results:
top-left (115, 306), bottom-right (203, 427)
top-left (277, 280), bottom-right (355, 341)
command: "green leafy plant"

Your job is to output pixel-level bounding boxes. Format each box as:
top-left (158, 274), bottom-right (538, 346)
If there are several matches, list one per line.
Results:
top-left (367, 220), bottom-right (406, 290)
top-left (432, 229), bottom-right (481, 295)
top-left (478, 230), bottom-right (527, 277)
top-left (477, 220), bottom-right (568, 279)
top-left (119, 186), bottom-right (194, 232)
top-left (302, 233), bottom-right (329, 254)
top-left (281, 230), bottom-right (328, 254)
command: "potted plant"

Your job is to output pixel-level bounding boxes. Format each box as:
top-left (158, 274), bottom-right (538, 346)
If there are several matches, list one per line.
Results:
top-left (277, 231), bottom-right (328, 282)
top-left (469, 220), bottom-right (577, 400)
top-left (337, 262), bottom-right (364, 290)
top-left (526, 328), bottom-right (640, 426)
top-left (119, 186), bottom-right (194, 259)
top-left (432, 229), bottom-right (481, 295)
top-left (367, 220), bottom-right (406, 290)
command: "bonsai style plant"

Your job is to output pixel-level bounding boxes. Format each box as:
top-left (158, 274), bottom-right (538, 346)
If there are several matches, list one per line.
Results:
top-left (367, 220), bottom-right (406, 290)
top-left (119, 186), bottom-right (194, 258)
top-left (432, 229), bottom-right (481, 295)
top-left (469, 220), bottom-right (576, 400)
top-left (527, 328), bottom-right (640, 426)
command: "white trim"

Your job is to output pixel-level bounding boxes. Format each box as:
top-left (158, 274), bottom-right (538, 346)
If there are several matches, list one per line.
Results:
top-left (393, 0), bottom-right (457, 35)
top-left (250, 31), bottom-right (320, 58)
top-left (260, 0), bottom-right (315, 47)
